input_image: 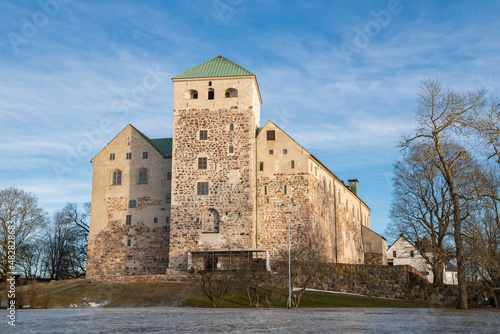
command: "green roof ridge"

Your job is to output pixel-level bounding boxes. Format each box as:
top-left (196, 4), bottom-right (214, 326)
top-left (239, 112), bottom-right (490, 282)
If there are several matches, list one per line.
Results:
top-left (133, 126), bottom-right (172, 158)
top-left (172, 55), bottom-right (254, 79)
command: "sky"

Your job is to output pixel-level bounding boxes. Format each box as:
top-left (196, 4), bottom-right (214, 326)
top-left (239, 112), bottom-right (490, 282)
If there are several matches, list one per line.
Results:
top-left (1, 0), bottom-right (499, 238)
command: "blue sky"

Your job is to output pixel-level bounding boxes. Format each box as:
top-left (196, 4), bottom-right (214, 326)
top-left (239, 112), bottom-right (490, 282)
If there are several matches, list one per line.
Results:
top-left (1, 0), bottom-right (499, 237)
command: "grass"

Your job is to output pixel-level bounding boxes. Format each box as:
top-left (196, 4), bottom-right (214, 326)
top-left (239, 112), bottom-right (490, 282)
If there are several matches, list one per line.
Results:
top-left (31, 281), bottom-right (447, 309)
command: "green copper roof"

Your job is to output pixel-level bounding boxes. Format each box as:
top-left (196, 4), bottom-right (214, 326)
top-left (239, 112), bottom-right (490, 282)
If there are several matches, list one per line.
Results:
top-left (134, 126), bottom-right (172, 158)
top-left (150, 138), bottom-right (172, 158)
top-left (172, 55), bottom-right (254, 79)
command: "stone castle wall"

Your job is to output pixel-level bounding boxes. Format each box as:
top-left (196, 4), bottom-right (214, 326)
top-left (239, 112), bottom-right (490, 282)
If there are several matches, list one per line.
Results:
top-left (87, 126), bottom-right (171, 278)
top-left (87, 221), bottom-right (169, 279)
top-left (169, 106), bottom-right (257, 270)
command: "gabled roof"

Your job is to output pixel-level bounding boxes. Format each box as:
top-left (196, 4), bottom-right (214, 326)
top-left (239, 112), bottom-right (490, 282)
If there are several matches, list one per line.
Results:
top-left (133, 126), bottom-right (172, 158)
top-left (91, 124), bottom-right (172, 162)
top-left (172, 55), bottom-right (255, 79)
top-left (258, 120), bottom-right (370, 210)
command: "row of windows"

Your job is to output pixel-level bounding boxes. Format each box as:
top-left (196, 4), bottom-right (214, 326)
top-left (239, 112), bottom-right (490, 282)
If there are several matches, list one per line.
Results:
top-left (263, 185), bottom-right (289, 195)
top-left (110, 152), bottom-right (148, 160)
top-left (392, 250), bottom-right (414, 258)
top-left (259, 160), bottom-right (295, 171)
top-left (111, 170), bottom-right (172, 185)
top-left (268, 149), bottom-right (288, 155)
top-left (186, 88), bottom-right (238, 100)
top-left (199, 125), bottom-right (235, 141)
top-left (125, 215), bottom-right (170, 227)
top-left (128, 194), bottom-right (171, 209)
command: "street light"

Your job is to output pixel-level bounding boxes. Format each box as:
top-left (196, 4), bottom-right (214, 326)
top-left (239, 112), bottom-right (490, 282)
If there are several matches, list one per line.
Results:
top-left (281, 201), bottom-right (296, 309)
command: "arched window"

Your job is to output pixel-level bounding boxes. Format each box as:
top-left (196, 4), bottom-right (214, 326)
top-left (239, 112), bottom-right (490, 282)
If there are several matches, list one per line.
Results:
top-left (201, 208), bottom-right (219, 233)
top-left (208, 88), bottom-right (214, 100)
top-left (225, 88), bottom-right (238, 98)
top-left (129, 200), bottom-right (137, 208)
top-left (138, 169), bottom-right (148, 184)
top-left (112, 170), bottom-right (122, 185)
top-left (185, 89), bottom-right (198, 99)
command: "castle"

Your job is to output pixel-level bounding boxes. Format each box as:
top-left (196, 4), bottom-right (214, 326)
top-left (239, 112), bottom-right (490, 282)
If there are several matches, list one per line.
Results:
top-left (86, 56), bottom-right (386, 279)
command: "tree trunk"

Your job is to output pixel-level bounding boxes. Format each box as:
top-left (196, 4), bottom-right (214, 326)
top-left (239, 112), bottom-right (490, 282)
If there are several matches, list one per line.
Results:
top-left (432, 260), bottom-right (444, 286)
top-left (434, 136), bottom-right (468, 309)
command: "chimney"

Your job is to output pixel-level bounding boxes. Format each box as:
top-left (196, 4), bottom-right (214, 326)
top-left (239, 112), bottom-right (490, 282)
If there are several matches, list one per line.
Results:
top-left (348, 179), bottom-right (359, 197)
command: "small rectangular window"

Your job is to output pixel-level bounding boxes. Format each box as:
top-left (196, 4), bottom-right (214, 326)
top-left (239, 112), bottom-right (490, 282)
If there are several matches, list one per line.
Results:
top-left (229, 146), bottom-right (234, 153)
top-left (143, 152), bottom-right (148, 159)
top-left (410, 251), bottom-right (414, 257)
top-left (284, 185), bottom-right (287, 195)
top-left (166, 216), bottom-right (170, 224)
top-left (166, 194), bottom-right (171, 203)
top-left (283, 149), bottom-right (287, 154)
top-left (154, 217), bottom-right (158, 224)
top-left (126, 153), bottom-right (132, 160)
top-left (200, 130), bottom-right (208, 140)
top-left (259, 162), bottom-right (263, 171)
top-left (198, 157), bottom-right (207, 169)
top-left (393, 251), bottom-right (397, 258)
top-left (110, 153), bottom-right (115, 160)
top-left (127, 239), bottom-right (131, 246)
top-left (229, 123), bottom-right (234, 131)
top-left (269, 150), bottom-right (273, 155)
top-left (264, 185), bottom-right (267, 195)
top-left (197, 182), bottom-right (209, 195)
top-left (267, 130), bottom-right (275, 141)
top-left (126, 215), bottom-right (131, 225)
top-left (291, 160), bottom-right (295, 169)
top-left (167, 172), bottom-right (171, 180)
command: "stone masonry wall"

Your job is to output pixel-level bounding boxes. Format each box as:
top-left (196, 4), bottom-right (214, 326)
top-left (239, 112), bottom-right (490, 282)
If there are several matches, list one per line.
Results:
top-left (309, 263), bottom-right (490, 305)
top-left (256, 173), bottom-right (312, 259)
top-left (87, 220), bottom-right (169, 279)
top-left (169, 106), bottom-right (256, 270)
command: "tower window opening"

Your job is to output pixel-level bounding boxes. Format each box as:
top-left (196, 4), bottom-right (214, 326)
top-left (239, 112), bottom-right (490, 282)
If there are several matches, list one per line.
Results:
top-left (225, 88), bottom-right (238, 98)
top-left (208, 88), bottom-right (214, 100)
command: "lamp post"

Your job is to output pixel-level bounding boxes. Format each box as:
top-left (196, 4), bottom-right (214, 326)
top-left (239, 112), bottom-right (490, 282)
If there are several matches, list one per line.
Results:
top-left (281, 202), bottom-right (295, 309)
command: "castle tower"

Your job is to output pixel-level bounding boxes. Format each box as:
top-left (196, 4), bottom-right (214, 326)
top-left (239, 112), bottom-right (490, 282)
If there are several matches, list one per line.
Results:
top-left (169, 56), bottom-right (262, 270)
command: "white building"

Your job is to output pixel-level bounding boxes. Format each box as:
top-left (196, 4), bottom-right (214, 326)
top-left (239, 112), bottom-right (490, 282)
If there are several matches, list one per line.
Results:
top-left (387, 235), bottom-right (457, 285)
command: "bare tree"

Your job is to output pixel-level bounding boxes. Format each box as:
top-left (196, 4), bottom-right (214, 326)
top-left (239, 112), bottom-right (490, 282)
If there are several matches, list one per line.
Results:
top-left (467, 97), bottom-right (500, 165)
top-left (276, 244), bottom-right (324, 308)
top-left (193, 257), bottom-right (235, 308)
top-left (0, 187), bottom-right (45, 278)
top-left (17, 241), bottom-right (44, 280)
top-left (402, 79), bottom-right (491, 309)
top-left (463, 168), bottom-right (500, 287)
top-left (387, 143), bottom-right (456, 285)
top-left (238, 258), bottom-right (269, 307)
top-left (42, 203), bottom-right (89, 279)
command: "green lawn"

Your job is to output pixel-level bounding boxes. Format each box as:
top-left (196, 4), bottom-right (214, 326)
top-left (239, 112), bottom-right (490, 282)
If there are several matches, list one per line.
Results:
top-left (30, 281), bottom-right (445, 309)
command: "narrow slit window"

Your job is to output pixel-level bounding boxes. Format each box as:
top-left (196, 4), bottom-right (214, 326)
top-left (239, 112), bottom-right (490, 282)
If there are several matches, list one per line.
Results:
top-left (291, 160), bottom-right (295, 169)
top-left (259, 162), bottom-right (263, 171)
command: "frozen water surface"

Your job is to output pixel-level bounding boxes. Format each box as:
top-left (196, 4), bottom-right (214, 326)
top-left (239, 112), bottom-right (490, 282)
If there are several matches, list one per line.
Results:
top-left (3, 307), bottom-right (499, 333)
